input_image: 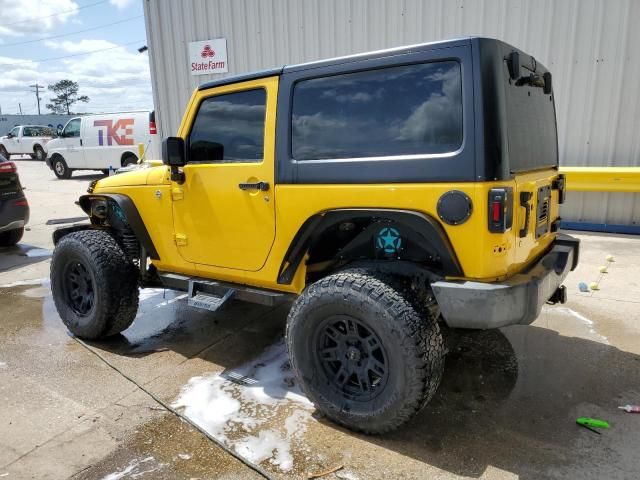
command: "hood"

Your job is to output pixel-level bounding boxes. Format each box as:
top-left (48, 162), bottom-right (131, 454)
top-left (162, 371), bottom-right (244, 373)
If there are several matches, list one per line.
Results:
top-left (93, 163), bottom-right (169, 189)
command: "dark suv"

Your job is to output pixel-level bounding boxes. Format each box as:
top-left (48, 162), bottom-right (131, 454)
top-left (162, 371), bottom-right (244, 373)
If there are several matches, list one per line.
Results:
top-left (0, 156), bottom-right (29, 246)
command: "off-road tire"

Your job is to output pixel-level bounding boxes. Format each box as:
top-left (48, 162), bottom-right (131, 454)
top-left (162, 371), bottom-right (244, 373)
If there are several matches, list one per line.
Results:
top-left (121, 154), bottom-right (138, 167)
top-left (34, 145), bottom-right (45, 161)
top-left (51, 229), bottom-right (139, 339)
top-left (286, 269), bottom-right (445, 434)
top-left (0, 145), bottom-right (9, 159)
top-left (52, 155), bottom-right (72, 179)
top-left (0, 227), bottom-right (24, 247)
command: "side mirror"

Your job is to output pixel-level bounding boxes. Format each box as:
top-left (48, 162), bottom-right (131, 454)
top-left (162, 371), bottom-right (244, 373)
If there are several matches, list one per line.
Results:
top-left (162, 137), bottom-right (186, 183)
top-left (57, 127), bottom-right (63, 137)
top-left (162, 137), bottom-right (186, 167)
top-left (6, 133), bottom-right (13, 138)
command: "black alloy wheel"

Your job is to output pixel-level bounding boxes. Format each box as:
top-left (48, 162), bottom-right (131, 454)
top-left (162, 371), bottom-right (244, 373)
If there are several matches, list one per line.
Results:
top-left (63, 260), bottom-right (95, 316)
top-left (315, 315), bottom-right (389, 401)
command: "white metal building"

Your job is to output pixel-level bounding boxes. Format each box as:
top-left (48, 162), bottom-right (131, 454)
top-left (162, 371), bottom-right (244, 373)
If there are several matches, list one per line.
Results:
top-left (143, 0), bottom-right (640, 228)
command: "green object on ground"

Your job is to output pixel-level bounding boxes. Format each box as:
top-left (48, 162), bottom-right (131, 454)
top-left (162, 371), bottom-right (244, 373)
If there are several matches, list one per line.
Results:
top-left (576, 417), bottom-right (610, 429)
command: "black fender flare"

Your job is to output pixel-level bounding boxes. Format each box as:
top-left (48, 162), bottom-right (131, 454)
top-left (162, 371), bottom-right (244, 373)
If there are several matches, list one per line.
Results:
top-left (277, 209), bottom-right (463, 284)
top-left (76, 193), bottom-right (160, 260)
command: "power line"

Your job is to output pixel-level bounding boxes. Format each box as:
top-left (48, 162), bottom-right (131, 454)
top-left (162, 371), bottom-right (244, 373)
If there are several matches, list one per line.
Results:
top-left (0, 16), bottom-right (144, 47)
top-left (2, 40), bottom-right (145, 67)
top-left (2, 0), bottom-right (109, 27)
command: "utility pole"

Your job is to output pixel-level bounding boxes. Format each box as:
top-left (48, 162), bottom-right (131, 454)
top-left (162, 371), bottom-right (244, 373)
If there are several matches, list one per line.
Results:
top-left (18, 103), bottom-right (22, 115)
top-left (30, 83), bottom-right (43, 115)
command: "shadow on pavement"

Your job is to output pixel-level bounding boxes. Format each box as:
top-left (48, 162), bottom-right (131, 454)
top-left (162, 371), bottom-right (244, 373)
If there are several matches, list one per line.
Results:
top-left (346, 326), bottom-right (640, 478)
top-left (0, 243), bottom-right (52, 273)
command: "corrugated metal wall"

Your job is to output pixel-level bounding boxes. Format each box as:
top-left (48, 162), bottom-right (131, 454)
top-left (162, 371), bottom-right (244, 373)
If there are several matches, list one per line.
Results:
top-left (143, 0), bottom-right (640, 226)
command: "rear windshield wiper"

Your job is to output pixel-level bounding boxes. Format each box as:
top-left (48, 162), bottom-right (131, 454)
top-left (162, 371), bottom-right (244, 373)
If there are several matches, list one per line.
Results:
top-left (515, 72), bottom-right (552, 94)
top-left (507, 51), bottom-right (553, 94)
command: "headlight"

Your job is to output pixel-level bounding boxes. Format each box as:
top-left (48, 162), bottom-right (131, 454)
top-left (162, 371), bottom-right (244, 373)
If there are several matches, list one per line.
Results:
top-left (91, 199), bottom-right (108, 219)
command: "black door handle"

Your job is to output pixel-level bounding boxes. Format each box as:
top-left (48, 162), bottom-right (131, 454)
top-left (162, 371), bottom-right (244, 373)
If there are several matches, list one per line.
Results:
top-left (519, 191), bottom-right (532, 238)
top-left (239, 181), bottom-right (269, 191)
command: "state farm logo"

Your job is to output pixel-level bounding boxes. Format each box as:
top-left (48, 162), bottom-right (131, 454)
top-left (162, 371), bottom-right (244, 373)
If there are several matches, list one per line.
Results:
top-left (94, 119), bottom-right (134, 146)
top-left (189, 38), bottom-right (228, 75)
top-left (201, 44), bottom-right (215, 58)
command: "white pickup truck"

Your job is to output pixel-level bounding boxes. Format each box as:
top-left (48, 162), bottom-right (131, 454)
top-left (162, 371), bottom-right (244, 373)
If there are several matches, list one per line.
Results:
top-left (0, 125), bottom-right (56, 161)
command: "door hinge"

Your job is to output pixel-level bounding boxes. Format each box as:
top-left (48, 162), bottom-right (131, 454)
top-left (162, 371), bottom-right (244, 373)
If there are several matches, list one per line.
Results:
top-left (171, 187), bottom-right (184, 201)
top-left (174, 233), bottom-right (188, 246)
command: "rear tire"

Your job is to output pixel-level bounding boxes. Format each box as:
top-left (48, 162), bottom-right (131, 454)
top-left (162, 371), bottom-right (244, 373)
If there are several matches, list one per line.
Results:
top-left (50, 229), bottom-right (139, 339)
top-left (0, 227), bottom-right (24, 247)
top-left (34, 145), bottom-right (45, 161)
top-left (286, 269), bottom-right (445, 434)
top-left (52, 155), bottom-right (72, 179)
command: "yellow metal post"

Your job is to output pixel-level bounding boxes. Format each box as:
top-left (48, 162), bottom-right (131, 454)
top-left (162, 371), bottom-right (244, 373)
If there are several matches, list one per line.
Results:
top-left (560, 167), bottom-right (640, 193)
top-left (137, 143), bottom-right (145, 162)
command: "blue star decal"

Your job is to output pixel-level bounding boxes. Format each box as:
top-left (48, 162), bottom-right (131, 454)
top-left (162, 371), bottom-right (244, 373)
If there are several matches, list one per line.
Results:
top-left (376, 227), bottom-right (402, 254)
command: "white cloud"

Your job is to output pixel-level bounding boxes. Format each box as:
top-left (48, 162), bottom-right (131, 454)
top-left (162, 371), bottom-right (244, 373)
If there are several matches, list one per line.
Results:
top-left (0, 0), bottom-right (80, 37)
top-left (44, 39), bottom-right (117, 54)
top-left (109, 0), bottom-right (136, 9)
top-left (0, 39), bottom-right (153, 114)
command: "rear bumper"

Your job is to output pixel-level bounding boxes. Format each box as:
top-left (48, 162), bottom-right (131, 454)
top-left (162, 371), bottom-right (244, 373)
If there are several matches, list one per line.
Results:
top-left (0, 219), bottom-right (26, 233)
top-left (432, 234), bottom-right (580, 329)
top-left (0, 196), bottom-right (29, 232)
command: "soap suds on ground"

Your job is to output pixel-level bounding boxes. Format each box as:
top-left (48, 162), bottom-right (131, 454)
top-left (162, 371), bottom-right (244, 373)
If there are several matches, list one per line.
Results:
top-left (172, 340), bottom-right (314, 472)
top-left (100, 456), bottom-right (164, 480)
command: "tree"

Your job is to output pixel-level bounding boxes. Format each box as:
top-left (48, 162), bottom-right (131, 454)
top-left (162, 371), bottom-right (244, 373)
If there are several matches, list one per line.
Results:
top-left (46, 80), bottom-right (89, 115)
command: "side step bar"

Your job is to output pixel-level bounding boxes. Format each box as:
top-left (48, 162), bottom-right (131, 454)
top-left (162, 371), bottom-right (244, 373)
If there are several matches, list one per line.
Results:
top-left (158, 273), bottom-right (293, 309)
top-left (188, 280), bottom-right (235, 312)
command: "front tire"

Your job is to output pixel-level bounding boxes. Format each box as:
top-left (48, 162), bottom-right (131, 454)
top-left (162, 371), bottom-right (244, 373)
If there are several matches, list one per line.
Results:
top-left (0, 146), bottom-right (9, 159)
top-left (0, 227), bottom-right (24, 247)
top-left (52, 155), bottom-right (72, 179)
top-left (122, 154), bottom-right (138, 167)
top-left (50, 229), bottom-right (139, 339)
top-left (286, 270), bottom-right (445, 434)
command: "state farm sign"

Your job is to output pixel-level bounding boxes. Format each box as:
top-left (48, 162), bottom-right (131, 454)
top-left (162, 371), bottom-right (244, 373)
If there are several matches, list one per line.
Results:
top-left (189, 38), bottom-right (228, 76)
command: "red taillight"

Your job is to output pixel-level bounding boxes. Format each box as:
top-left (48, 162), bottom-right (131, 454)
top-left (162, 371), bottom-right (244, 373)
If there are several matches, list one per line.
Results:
top-left (149, 121), bottom-right (157, 135)
top-left (488, 188), bottom-right (513, 233)
top-left (491, 200), bottom-right (502, 222)
top-left (0, 161), bottom-right (16, 173)
top-left (14, 199), bottom-right (28, 207)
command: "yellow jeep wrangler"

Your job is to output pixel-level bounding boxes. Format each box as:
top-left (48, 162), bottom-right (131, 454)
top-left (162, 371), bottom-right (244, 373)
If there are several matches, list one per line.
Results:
top-left (51, 37), bottom-right (579, 433)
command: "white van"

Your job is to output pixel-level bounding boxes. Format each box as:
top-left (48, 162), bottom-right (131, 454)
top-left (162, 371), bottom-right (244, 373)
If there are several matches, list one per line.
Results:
top-left (45, 111), bottom-right (160, 179)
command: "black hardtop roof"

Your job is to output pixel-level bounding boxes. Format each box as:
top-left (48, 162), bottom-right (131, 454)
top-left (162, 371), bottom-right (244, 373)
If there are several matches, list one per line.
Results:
top-left (197, 37), bottom-right (534, 91)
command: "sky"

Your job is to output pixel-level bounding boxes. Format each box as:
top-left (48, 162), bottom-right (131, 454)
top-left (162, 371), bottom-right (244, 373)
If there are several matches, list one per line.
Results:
top-left (0, 0), bottom-right (152, 115)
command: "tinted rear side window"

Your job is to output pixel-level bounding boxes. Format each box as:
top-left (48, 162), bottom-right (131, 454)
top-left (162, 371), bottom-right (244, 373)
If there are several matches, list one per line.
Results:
top-left (291, 61), bottom-right (462, 161)
top-left (189, 89), bottom-right (266, 163)
top-left (504, 64), bottom-right (558, 172)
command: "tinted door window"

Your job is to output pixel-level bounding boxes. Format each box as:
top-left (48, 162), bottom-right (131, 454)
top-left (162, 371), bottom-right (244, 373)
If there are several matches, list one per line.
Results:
top-left (9, 127), bottom-right (19, 137)
top-left (188, 89), bottom-right (266, 163)
top-left (63, 119), bottom-right (81, 138)
top-left (291, 61), bottom-right (463, 161)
